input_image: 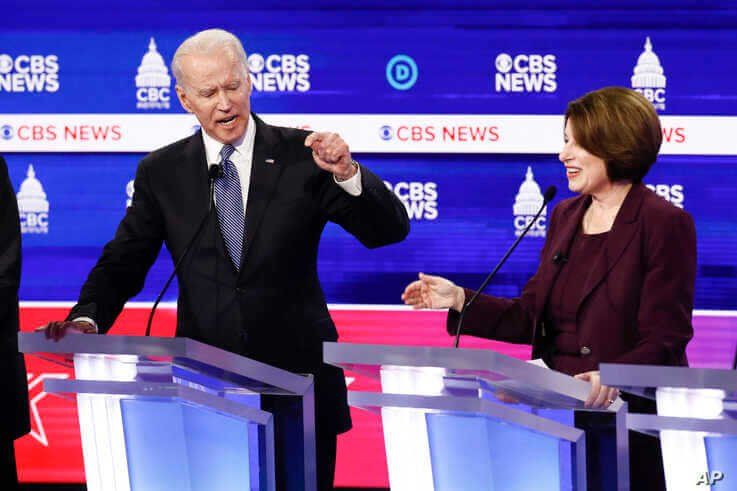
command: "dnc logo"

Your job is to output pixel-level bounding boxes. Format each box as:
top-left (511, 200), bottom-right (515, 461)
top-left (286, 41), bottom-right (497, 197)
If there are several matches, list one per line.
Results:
top-left (386, 55), bottom-right (418, 91)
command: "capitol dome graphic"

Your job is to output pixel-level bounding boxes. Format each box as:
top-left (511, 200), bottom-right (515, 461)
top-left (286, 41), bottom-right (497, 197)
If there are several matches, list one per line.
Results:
top-left (126, 179), bottom-right (135, 208)
top-left (17, 165), bottom-right (49, 213)
top-left (17, 164), bottom-right (50, 234)
top-left (136, 38), bottom-right (171, 88)
top-left (631, 37), bottom-right (666, 90)
top-left (513, 167), bottom-right (547, 238)
top-left (514, 167), bottom-right (546, 216)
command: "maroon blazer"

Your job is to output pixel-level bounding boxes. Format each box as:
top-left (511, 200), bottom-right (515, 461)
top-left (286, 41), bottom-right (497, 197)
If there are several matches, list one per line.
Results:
top-left (448, 183), bottom-right (697, 374)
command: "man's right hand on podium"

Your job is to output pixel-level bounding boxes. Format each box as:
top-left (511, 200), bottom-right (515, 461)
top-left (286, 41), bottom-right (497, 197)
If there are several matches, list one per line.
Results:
top-left (36, 320), bottom-right (97, 341)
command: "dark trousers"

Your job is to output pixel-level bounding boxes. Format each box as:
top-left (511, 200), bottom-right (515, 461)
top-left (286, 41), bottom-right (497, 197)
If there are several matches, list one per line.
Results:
top-left (0, 437), bottom-right (19, 490)
top-left (576, 395), bottom-right (666, 491)
top-left (317, 431), bottom-right (337, 491)
top-left (263, 395), bottom-right (338, 491)
top-left (625, 394), bottom-right (666, 491)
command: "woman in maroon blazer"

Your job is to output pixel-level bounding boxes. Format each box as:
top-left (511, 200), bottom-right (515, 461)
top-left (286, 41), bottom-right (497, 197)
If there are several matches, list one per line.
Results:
top-left (402, 86), bottom-right (696, 490)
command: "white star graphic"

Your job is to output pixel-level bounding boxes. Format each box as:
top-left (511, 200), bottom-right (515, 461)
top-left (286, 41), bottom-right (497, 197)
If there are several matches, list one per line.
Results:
top-left (26, 372), bottom-right (70, 447)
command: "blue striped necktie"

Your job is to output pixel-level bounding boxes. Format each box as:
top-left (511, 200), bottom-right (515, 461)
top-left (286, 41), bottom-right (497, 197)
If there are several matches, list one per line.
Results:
top-left (214, 144), bottom-right (245, 270)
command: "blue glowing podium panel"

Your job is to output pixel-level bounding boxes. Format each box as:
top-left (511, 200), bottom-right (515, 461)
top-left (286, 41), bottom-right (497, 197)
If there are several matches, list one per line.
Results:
top-left (19, 333), bottom-right (316, 491)
top-left (601, 364), bottom-right (737, 491)
top-left (325, 343), bottom-right (630, 491)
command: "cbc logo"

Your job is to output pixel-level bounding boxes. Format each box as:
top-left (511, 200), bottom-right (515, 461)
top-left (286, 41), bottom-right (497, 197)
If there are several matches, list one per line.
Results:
top-left (386, 55), bottom-right (418, 91)
top-left (514, 215), bottom-right (547, 237)
top-left (635, 88), bottom-right (666, 105)
top-left (136, 87), bottom-right (169, 103)
top-left (21, 212), bottom-right (49, 233)
top-left (1, 125), bottom-right (13, 140)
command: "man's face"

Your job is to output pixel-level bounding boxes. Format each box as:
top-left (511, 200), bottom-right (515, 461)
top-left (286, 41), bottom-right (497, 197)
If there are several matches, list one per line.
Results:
top-left (175, 48), bottom-right (251, 144)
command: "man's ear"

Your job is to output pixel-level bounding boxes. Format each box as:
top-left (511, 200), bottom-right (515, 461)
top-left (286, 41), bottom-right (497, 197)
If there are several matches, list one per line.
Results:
top-left (175, 85), bottom-right (193, 113)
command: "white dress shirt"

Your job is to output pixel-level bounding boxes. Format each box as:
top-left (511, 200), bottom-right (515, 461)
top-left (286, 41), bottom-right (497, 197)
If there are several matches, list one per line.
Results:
top-left (201, 115), bottom-right (256, 207)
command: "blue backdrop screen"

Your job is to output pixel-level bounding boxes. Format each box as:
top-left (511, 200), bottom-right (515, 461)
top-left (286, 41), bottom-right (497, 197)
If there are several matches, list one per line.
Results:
top-left (7, 153), bottom-right (736, 310)
top-left (0, 28), bottom-right (735, 115)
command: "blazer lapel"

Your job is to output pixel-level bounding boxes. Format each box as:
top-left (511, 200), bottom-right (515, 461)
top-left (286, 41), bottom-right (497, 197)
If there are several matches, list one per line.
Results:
top-left (184, 131), bottom-right (211, 215)
top-left (575, 183), bottom-right (645, 312)
top-left (183, 131), bottom-right (234, 268)
top-left (534, 196), bottom-right (589, 318)
top-left (239, 115), bottom-right (285, 274)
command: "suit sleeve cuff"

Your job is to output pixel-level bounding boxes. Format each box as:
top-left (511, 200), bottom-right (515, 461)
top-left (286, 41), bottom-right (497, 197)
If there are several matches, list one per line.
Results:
top-left (334, 164), bottom-right (362, 196)
top-left (72, 316), bottom-right (99, 333)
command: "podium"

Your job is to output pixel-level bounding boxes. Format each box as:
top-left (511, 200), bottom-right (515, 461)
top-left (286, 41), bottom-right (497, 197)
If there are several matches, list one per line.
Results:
top-left (19, 332), bottom-right (316, 491)
top-left (601, 364), bottom-right (737, 491)
top-left (325, 342), bottom-right (629, 491)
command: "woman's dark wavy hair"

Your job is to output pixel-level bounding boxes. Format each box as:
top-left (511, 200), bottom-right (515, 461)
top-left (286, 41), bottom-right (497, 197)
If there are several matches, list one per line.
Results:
top-left (565, 87), bottom-right (662, 183)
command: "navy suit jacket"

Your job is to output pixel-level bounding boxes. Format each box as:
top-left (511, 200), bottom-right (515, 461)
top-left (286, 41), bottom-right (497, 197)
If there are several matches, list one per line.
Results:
top-left (449, 183), bottom-right (696, 374)
top-left (69, 115), bottom-right (410, 432)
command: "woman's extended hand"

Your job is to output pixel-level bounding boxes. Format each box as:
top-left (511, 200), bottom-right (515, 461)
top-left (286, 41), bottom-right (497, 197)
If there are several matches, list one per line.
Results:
top-left (574, 370), bottom-right (620, 409)
top-left (401, 273), bottom-right (465, 311)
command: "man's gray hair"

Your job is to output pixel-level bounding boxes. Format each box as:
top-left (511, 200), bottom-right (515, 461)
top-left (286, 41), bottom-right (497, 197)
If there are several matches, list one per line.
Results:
top-left (171, 28), bottom-right (248, 85)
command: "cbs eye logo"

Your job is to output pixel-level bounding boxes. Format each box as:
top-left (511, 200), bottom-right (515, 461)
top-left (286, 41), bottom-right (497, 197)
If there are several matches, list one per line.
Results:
top-left (1, 125), bottom-right (13, 140)
top-left (0, 55), bottom-right (13, 74)
top-left (386, 55), bottom-right (418, 91)
top-left (247, 54), bottom-right (265, 73)
top-left (495, 54), bottom-right (514, 73)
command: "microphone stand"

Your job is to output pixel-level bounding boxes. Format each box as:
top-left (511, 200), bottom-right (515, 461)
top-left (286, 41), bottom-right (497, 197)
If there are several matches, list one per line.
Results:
top-left (453, 186), bottom-right (557, 348)
top-left (144, 164), bottom-right (222, 337)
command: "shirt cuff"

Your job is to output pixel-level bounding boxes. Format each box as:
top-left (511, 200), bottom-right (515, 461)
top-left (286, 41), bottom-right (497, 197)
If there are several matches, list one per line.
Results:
top-left (333, 164), bottom-right (362, 196)
top-left (72, 316), bottom-right (99, 333)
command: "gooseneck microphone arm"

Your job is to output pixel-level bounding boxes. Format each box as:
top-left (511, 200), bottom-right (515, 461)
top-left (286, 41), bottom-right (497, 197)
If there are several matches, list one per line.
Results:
top-left (453, 185), bottom-right (557, 348)
top-left (144, 164), bottom-right (222, 337)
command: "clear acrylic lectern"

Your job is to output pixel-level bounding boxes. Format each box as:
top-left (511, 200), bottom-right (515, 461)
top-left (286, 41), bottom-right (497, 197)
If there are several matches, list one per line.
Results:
top-left (325, 342), bottom-right (629, 491)
top-left (601, 363), bottom-right (737, 491)
top-left (19, 332), bottom-right (316, 491)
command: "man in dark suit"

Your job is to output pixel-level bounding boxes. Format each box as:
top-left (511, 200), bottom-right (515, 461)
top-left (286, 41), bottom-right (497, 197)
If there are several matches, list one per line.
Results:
top-left (42, 29), bottom-right (409, 490)
top-left (0, 155), bottom-right (30, 487)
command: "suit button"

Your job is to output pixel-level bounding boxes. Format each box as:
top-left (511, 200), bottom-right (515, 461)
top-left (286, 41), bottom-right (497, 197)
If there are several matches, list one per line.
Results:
top-left (580, 346), bottom-right (591, 356)
top-left (235, 287), bottom-right (244, 294)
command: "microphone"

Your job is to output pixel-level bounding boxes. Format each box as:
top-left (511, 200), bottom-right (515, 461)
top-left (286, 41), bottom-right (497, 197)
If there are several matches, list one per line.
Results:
top-left (552, 252), bottom-right (568, 265)
top-left (145, 164), bottom-right (222, 337)
top-left (453, 185), bottom-right (557, 348)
